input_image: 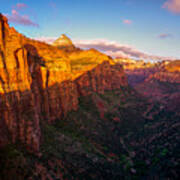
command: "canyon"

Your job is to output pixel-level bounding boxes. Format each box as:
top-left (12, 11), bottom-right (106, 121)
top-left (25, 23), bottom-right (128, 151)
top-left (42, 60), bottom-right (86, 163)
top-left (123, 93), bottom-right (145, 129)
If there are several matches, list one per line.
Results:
top-left (0, 14), bottom-right (127, 152)
top-left (117, 58), bottom-right (180, 112)
top-left (0, 13), bottom-right (180, 179)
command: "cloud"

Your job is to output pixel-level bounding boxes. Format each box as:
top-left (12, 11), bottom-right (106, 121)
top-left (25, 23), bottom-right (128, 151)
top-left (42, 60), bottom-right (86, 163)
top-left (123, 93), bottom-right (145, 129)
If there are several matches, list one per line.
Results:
top-left (7, 10), bottom-right (39, 27)
top-left (162, 0), bottom-right (180, 14)
top-left (123, 19), bottom-right (132, 25)
top-left (73, 39), bottom-right (177, 60)
top-left (158, 33), bottom-right (173, 39)
top-left (34, 37), bottom-right (176, 61)
top-left (104, 51), bottom-right (130, 59)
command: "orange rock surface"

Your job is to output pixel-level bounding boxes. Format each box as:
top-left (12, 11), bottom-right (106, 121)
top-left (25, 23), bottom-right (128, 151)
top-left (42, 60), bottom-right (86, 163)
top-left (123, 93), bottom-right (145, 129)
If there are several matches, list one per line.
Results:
top-left (0, 14), bottom-right (128, 151)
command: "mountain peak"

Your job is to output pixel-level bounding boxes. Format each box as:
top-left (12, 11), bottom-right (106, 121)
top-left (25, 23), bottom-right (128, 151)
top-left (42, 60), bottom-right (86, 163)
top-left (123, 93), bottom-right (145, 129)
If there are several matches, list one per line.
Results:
top-left (60, 34), bottom-right (69, 39)
top-left (53, 34), bottom-right (74, 47)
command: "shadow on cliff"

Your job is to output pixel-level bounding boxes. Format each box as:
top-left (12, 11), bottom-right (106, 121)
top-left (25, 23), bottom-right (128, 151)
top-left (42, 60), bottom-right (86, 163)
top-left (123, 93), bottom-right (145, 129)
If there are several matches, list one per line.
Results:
top-left (24, 44), bottom-right (44, 94)
top-left (0, 43), bottom-right (127, 150)
top-left (0, 44), bottom-right (48, 150)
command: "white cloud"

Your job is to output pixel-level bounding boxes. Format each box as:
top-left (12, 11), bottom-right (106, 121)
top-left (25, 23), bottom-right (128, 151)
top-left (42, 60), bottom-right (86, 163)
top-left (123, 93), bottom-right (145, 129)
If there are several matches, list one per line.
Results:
top-left (34, 37), bottom-right (177, 61)
top-left (73, 39), bottom-right (176, 60)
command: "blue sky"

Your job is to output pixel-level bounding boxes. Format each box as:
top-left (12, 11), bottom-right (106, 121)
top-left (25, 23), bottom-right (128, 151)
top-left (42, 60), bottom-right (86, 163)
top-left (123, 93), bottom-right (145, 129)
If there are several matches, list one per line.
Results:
top-left (1, 0), bottom-right (180, 59)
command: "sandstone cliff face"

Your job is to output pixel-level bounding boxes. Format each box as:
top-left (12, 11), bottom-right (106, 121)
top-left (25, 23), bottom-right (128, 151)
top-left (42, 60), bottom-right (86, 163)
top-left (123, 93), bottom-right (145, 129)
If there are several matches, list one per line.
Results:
top-left (0, 14), bottom-right (128, 151)
top-left (75, 61), bottom-right (127, 96)
top-left (145, 71), bottom-right (180, 84)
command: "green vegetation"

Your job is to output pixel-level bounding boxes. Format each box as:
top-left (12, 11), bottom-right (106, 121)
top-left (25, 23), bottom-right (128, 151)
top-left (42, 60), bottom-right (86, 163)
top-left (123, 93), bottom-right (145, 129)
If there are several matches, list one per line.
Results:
top-left (0, 88), bottom-right (179, 179)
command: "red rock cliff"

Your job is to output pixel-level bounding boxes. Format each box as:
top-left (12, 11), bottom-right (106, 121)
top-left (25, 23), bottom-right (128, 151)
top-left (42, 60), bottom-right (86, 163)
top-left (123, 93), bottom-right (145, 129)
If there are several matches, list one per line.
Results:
top-left (0, 14), bottom-right (128, 152)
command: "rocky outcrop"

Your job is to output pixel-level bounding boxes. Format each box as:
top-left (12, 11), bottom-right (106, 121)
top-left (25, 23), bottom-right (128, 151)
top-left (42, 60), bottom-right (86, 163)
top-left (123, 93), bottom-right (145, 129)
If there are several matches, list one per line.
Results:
top-left (75, 61), bottom-right (127, 96)
top-left (52, 34), bottom-right (78, 52)
top-left (0, 14), bottom-right (128, 151)
top-left (145, 71), bottom-right (180, 84)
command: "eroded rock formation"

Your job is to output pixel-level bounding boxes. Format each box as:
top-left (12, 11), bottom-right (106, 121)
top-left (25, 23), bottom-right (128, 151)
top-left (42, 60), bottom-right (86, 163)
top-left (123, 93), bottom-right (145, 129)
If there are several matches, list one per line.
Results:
top-left (116, 57), bottom-right (180, 117)
top-left (0, 14), bottom-right (127, 151)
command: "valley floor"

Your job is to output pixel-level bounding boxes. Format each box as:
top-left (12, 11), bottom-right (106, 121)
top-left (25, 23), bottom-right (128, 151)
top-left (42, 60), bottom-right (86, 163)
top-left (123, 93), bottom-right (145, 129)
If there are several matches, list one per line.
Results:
top-left (0, 88), bottom-right (179, 179)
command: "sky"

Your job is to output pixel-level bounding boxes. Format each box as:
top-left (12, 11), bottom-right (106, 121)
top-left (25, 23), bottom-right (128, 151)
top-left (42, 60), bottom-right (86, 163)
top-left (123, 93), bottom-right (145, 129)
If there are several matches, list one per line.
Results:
top-left (0, 0), bottom-right (180, 60)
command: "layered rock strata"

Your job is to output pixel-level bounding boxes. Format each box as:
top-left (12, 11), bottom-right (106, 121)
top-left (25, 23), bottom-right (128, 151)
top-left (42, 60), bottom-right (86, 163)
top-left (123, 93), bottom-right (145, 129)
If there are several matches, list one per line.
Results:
top-left (0, 14), bottom-right (128, 151)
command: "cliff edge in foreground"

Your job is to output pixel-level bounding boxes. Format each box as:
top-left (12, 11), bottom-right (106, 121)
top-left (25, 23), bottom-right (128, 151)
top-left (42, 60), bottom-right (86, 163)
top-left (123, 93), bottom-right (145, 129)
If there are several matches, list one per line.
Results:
top-left (0, 13), bottom-right (127, 151)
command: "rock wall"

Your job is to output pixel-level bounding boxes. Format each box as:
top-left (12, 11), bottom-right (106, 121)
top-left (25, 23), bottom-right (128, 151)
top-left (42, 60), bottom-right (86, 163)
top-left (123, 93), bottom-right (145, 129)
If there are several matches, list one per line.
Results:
top-left (0, 14), bottom-right (128, 151)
